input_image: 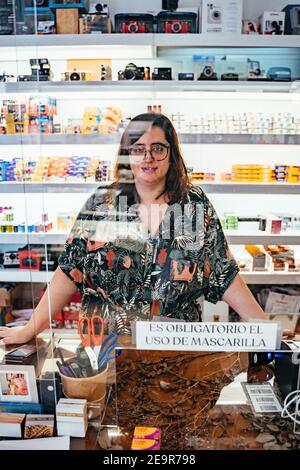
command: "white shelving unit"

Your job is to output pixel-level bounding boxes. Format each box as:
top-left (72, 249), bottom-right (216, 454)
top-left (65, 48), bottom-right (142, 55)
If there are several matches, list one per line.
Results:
top-left (1, 181), bottom-right (300, 194)
top-left (1, 133), bottom-right (299, 145)
top-left (1, 32), bottom-right (300, 287)
top-left (1, 268), bottom-right (298, 285)
top-left (1, 80), bottom-right (299, 94)
top-left (1, 33), bottom-right (300, 49)
top-left (1, 229), bottom-right (299, 246)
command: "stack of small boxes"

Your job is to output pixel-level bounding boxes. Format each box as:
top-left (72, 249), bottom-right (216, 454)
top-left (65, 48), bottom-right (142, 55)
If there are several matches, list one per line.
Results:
top-left (131, 427), bottom-right (161, 450)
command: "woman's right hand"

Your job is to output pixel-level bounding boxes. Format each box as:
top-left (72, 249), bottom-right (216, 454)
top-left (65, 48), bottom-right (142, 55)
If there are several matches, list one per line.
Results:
top-left (0, 325), bottom-right (34, 346)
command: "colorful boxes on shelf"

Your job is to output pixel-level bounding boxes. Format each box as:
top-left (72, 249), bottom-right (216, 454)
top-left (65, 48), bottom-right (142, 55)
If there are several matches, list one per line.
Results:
top-left (131, 427), bottom-right (161, 450)
top-left (245, 245), bottom-right (270, 271)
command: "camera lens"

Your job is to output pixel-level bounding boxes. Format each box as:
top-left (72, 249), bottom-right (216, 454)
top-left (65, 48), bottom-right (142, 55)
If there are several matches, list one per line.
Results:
top-left (128, 22), bottom-right (139, 33)
top-left (171, 22), bottom-right (181, 33)
top-left (95, 3), bottom-right (104, 12)
top-left (203, 66), bottom-right (213, 78)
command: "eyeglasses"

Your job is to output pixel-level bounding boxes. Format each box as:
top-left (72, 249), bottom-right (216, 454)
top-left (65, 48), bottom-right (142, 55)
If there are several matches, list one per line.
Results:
top-left (128, 143), bottom-right (170, 162)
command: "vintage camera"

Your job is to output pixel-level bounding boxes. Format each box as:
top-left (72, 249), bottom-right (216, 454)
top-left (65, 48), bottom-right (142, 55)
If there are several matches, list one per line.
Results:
top-left (89, 3), bottom-right (108, 15)
top-left (37, 21), bottom-right (55, 34)
top-left (198, 65), bottom-right (218, 80)
top-left (100, 64), bottom-right (112, 81)
top-left (120, 21), bottom-right (147, 33)
top-left (115, 13), bottom-right (154, 33)
top-left (17, 58), bottom-right (52, 82)
top-left (61, 70), bottom-right (87, 81)
top-left (3, 251), bottom-right (20, 268)
top-left (0, 72), bottom-right (14, 82)
top-left (162, 0), bottom-right (179, 9)
top-left (152, 67), bottom-right (172, 80)
top-left (207, 4), bottom-right (222, 24)
top-left (118, 63), bottom-right (147, 81)
top-left (178, 72), bottom-right (194, 80)
top-left (30, 58), bottom-right (51, 75)
top-left (163, 20), bottom-right (190, 33)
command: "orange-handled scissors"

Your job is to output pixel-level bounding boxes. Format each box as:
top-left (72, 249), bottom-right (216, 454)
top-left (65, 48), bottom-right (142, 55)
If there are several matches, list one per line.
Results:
top-left (78, 315), bottom-right (104, 373)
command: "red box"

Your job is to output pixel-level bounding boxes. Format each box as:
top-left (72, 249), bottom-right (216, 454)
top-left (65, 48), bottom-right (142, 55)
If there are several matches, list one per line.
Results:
top-left (19, 250), bottom-right (41, 270)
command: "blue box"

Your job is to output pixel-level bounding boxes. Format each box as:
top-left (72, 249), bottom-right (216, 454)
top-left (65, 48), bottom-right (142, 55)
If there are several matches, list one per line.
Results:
top-left (282, 4), bottom-right (300, 34)
top-left (49, 0), bottom-right (89, 12)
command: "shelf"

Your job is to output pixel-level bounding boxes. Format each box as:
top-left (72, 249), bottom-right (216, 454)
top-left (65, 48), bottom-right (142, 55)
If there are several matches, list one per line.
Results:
top-left (0, 134), bottom-right (121, 145)
top-left (1, 229), bottom-right (300, 246)
top-left (198, 182), bottom-right (300, 194)
top-left (225, 231), bottom-right (300, 245)
top-left (0, 231), bottom-right (67, 244)
top-left (1, 80), bottom-right (299, 94)
top-left (1, 181), bottom-right (300, 194)
top-left (1, 34), bottom-right (300, 49)
top-left (1, 133), bottom-right (300, 146)
top-left (241, 272), bottom-right (300, 285)
top-left (0, 268), bottom-right (299, 284)
top-left (0, 269), bottom-right (52, 283)
top-left (0, 181), bottom-right (108, 193)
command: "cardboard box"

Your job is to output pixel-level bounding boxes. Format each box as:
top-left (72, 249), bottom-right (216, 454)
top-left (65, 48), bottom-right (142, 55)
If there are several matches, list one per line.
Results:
top-left (56, 398), bottom-right (87, 438)
top-left (0, 413), bottom-right (25, 438)
top-left (56, 8), bottom-right (79, 34)
top-left (201, 0), bottom-right (242, 34)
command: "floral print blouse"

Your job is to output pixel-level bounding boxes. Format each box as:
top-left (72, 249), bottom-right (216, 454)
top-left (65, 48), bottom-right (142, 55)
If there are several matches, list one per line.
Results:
top-left (58, 185), bottom-right (239, 334)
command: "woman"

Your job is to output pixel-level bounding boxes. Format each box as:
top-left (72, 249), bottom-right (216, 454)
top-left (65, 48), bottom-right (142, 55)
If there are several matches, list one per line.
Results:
top-left (0, 112), bottom-right (267, 344)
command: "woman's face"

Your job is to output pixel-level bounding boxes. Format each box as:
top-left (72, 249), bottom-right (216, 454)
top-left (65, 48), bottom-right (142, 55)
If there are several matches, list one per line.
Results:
top-left (129, 126), bottom-right (170, 188)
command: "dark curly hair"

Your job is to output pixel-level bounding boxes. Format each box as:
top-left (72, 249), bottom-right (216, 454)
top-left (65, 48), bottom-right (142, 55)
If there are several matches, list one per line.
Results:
top-left (111, 112), bottom-right (191, 206)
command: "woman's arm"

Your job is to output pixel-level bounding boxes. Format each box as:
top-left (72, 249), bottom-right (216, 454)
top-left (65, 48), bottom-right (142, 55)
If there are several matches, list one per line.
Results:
top-left (222, 274), bottom-right (268, 321)
top-left (0, 267), bottom-right (77, 345)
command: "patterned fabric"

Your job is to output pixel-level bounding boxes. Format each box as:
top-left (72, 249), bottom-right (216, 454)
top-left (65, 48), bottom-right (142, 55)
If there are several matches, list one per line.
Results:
top-left (58, 185), bottom-right (239, 334)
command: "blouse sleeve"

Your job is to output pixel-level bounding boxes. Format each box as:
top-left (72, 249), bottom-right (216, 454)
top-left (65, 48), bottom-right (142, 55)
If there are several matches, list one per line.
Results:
top-left (202, 194), bottom-right (239, 304)
top-left (58, 193), bottom-right (96, 294)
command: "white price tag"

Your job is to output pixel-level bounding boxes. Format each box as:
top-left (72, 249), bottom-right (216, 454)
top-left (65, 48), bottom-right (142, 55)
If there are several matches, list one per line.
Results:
top-left (245, 383), bottom-right (283, 414)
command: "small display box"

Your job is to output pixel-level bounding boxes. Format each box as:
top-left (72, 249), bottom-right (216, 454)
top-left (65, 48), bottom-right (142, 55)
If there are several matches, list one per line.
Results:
top-left (49, 0), bottom-right (89, 12)
top-left (115, 13), bottom-right (154, 33)
top-left (157, 11), bottom-right (197, 33)
top-left (56, 398), bottom-right (88, 438)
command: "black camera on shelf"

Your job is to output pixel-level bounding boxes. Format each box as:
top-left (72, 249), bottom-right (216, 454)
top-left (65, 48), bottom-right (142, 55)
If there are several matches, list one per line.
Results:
top-left (0, 72), bottom-right (14, 82)
top-left (162, 0), bottom-right (178, 10)
top-left (17, 58), bottom-right (51, 82)
top-left (118, 63), bottom-right (149, 81)
top-left (178, 72), bottom-right (194, 80)
top-left (115, 14), bottom-right (154, 33)
top-left (89, 3), bottom-right (108, 15)
top-left (152, 67), bottom-right (172, 80)
top-left (198, 65), bottom-right (218, 80)
top-left (24, 0), bottom-right (49, 6)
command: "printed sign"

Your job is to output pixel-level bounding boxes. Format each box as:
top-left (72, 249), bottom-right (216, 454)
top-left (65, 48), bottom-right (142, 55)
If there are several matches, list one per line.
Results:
top-left (136, 322), bottom-right (278, 352)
